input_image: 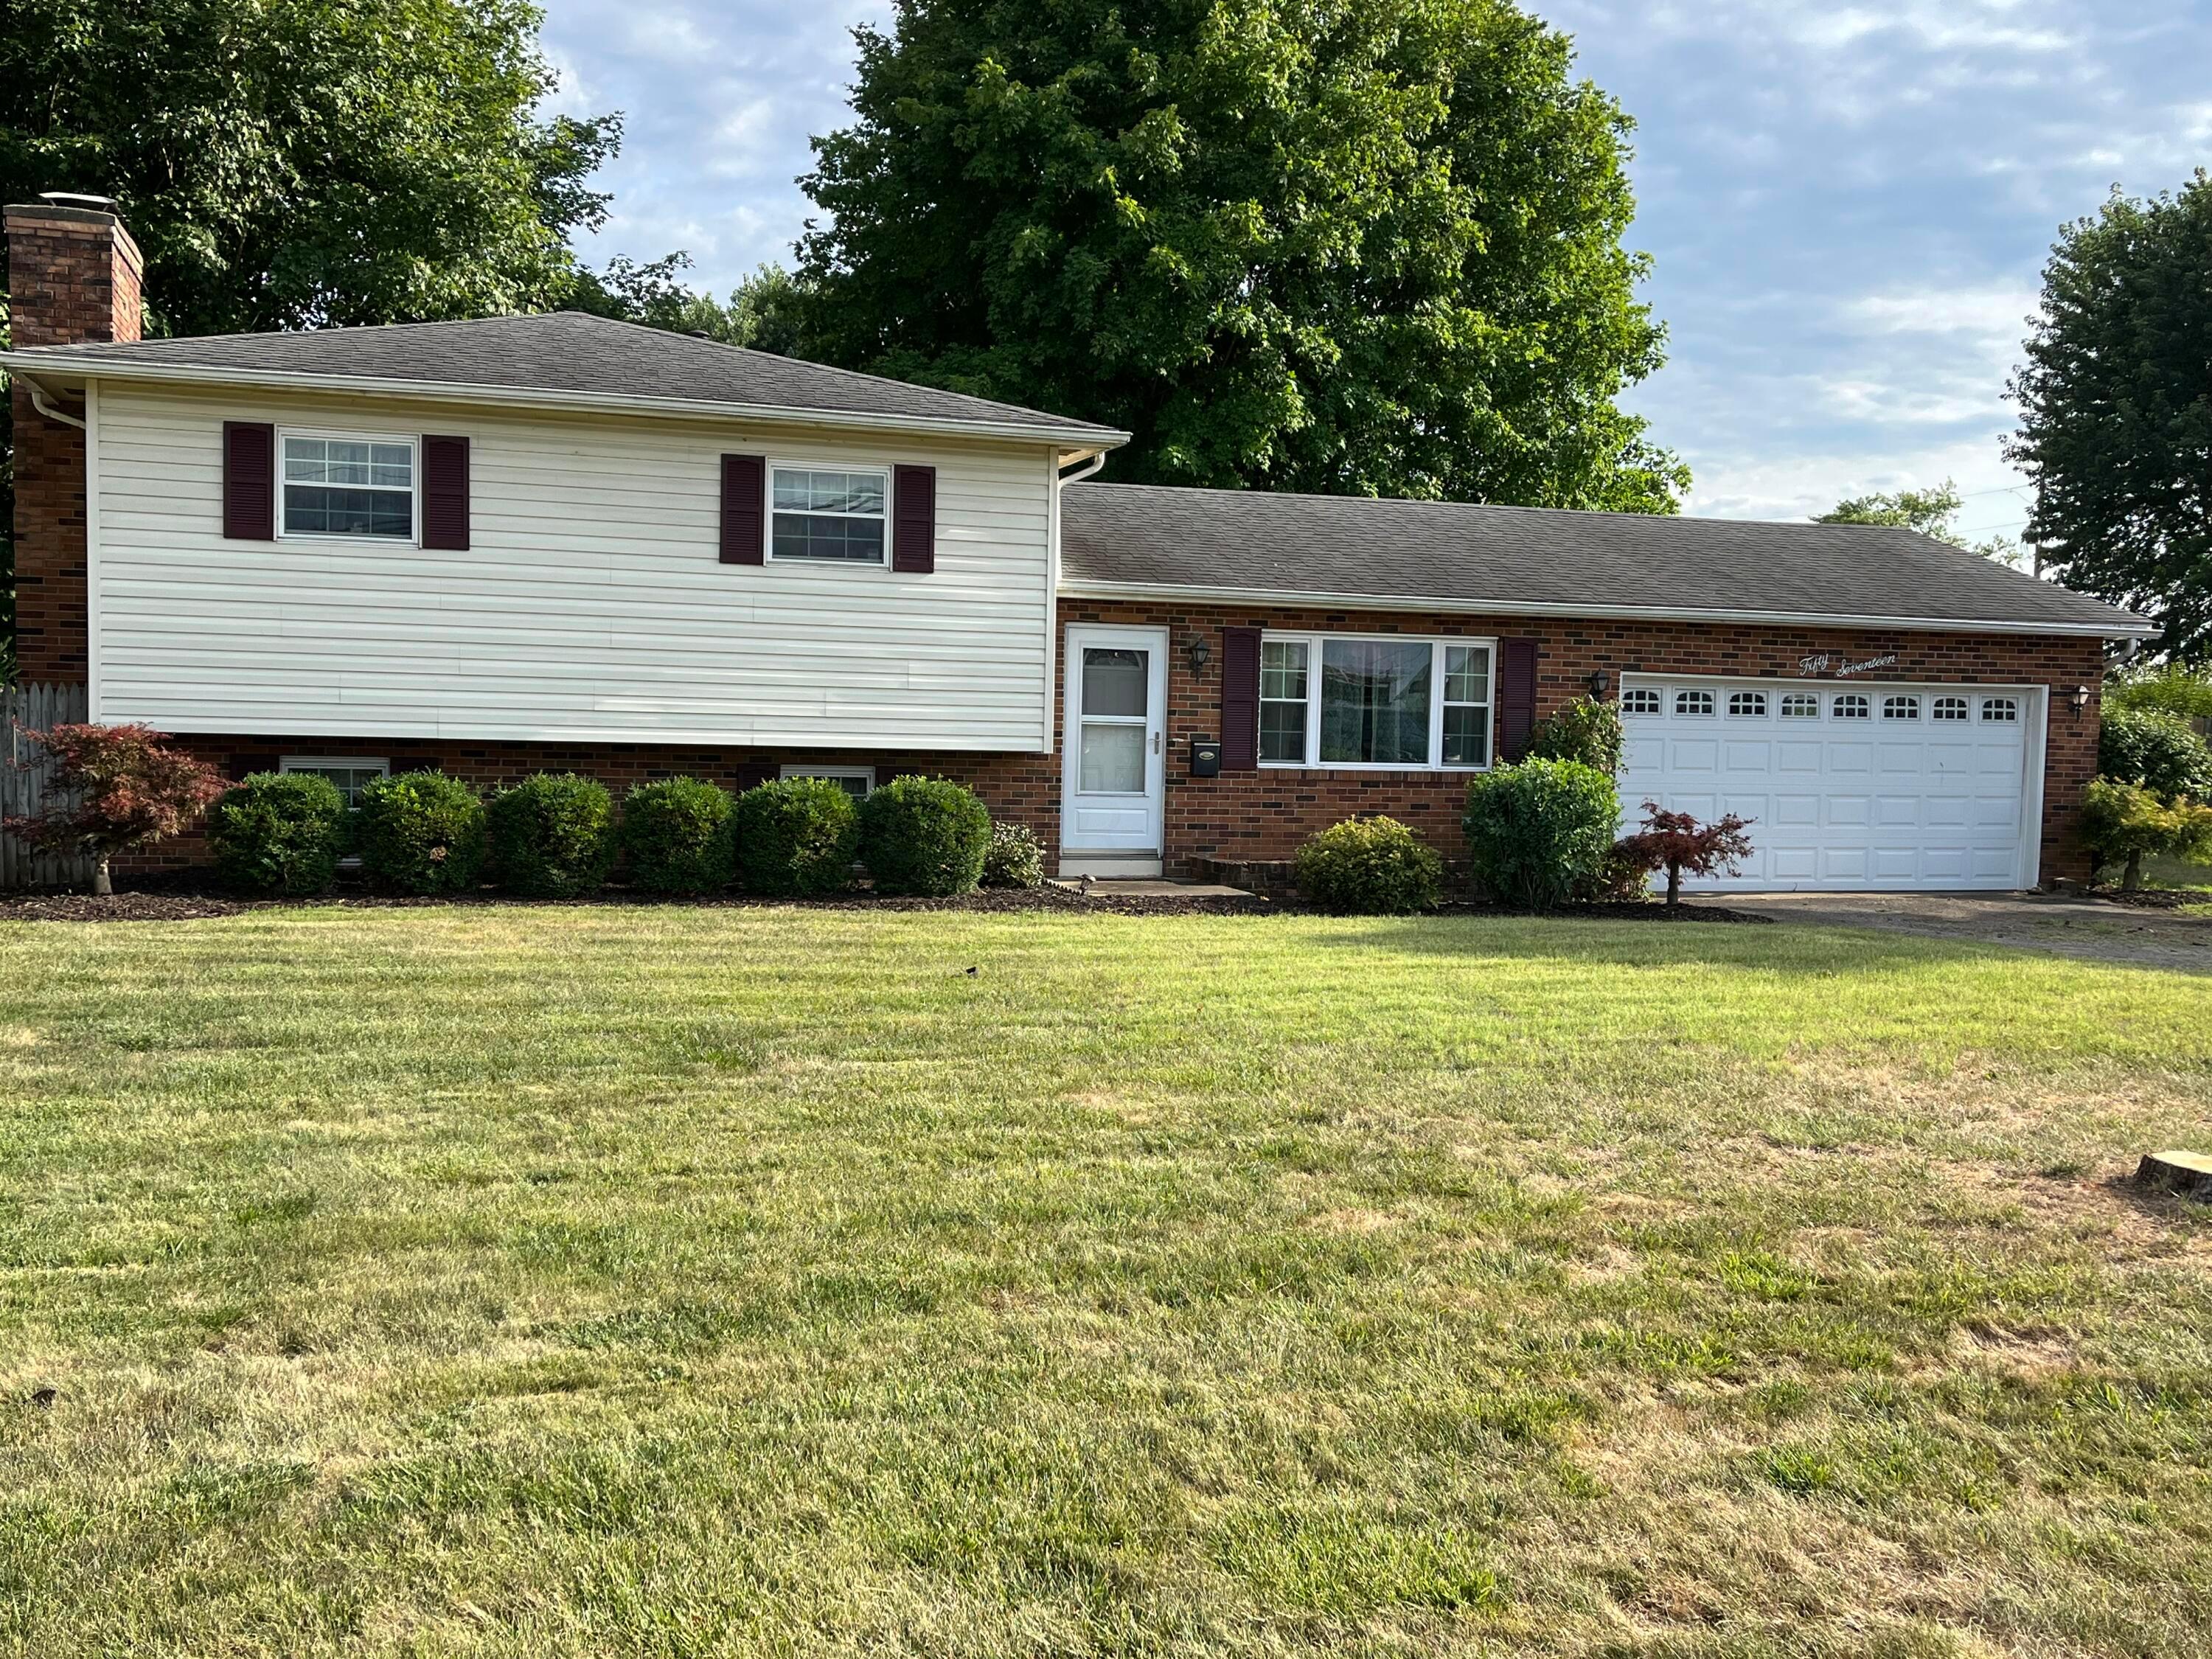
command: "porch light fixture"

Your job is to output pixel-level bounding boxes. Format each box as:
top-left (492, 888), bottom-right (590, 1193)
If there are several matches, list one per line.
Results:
top-left (1585, 669), bottom-right (1610, 699)
top-left (2070, 684), bottom-right (2091, 715)
top-left (1186, 636), bottom-right (1212, 679)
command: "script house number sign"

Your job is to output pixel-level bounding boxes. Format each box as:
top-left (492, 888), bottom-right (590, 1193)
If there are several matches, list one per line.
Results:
top-left (1797, 650), bottom-right (1899, 678)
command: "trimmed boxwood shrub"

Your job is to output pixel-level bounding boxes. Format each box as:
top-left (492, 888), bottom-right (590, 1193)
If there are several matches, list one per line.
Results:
top-left (981, 820), bottom-right (1046, 889)
top-left (1526, 695), bottom-right (1626, 774)
top-left (858, 775), bottom-right (990, 896)
top-left (487, 773), bottom-right (616, 897)
top-left (734, 776), bottom-right (861, 897)
top-left (1462, 758), bottom-right (1619, 910)
top-left (208, 771), bottom-right (347, 896)
top-left (1293, 816), bottom-right (1443, 914)
top-left (357, 771), bottom-right (487, 895)
top-left (619, 776), bottom-right (736, 894)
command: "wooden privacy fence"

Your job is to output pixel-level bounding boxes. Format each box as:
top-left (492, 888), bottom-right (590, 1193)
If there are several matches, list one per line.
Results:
top-left (2, 682), bottom-right (96, 891)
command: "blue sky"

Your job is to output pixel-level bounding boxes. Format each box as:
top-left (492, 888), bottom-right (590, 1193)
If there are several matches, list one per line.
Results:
top-left (539, 0), bottom-right (2212, 541)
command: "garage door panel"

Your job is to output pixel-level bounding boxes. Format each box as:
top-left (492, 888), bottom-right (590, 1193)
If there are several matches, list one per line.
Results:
top-left (1618, 675), bottom-right (2031, 893)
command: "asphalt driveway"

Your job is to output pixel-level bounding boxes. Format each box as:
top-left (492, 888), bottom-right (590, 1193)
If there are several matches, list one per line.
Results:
top-left (1728, 889), bottom-right (2212, 972)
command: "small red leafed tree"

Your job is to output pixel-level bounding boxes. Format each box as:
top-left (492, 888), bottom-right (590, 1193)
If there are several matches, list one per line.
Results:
top-left (1615, 801), bottom-right (1756, 905)
top-left (3, 724), bottom-right (226, 896)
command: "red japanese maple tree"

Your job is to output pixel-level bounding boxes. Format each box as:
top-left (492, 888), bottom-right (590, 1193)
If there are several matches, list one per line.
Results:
top-left (3, 724), bottom-right (225, 895)
top-left (1615, 801), bottom-right (1756, 905)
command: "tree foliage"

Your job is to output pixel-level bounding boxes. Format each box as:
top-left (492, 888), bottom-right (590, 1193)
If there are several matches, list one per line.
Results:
top-left (1814, 480), bottom-right (2020, 565)
top-left (799, 0), bottom-right (1685, 509)
top-left (1, 723), bottom-right (225, 892)
top-left (2007, 172), bottom-right (2212, 660)
top-left (568, 256), bottom-right (810, 356)
top-left (1613, 801), bottom-right (1756, 906)
top-left (2081, 778), bottom-right (2212, 891)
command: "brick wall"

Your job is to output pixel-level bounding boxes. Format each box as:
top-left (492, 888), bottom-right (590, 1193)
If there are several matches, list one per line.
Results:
top-left (5, 202), bottom-right (144, 684)
top-left (1061, 597), bottom-right (2107, 885)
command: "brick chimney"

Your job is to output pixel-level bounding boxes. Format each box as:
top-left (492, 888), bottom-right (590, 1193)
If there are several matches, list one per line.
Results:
top-left (7, 195), bottom-right (143, 684)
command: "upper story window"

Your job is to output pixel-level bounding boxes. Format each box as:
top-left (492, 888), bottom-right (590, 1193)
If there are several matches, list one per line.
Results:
top-left (281, 434), bottom-right (414, 540)
top-left (1259, 633), bottom-right (1494, 771)
top-left (771, 467), bottom-right (888, 563)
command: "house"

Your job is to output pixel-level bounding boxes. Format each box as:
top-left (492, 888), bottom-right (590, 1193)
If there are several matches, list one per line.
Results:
top-left (1, 197), bottom-right (2153, 891)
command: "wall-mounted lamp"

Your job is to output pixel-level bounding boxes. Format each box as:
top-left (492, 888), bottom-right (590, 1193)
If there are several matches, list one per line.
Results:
top-left (1186, 636), bottom-right (1213, 679)
top-left (2070, 684), bottom-right (2092, 715)
top-left (1585, 669), bottom-right (1611, 700)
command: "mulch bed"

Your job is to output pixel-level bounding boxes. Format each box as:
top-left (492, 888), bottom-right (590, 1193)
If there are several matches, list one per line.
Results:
top-left (2097, 886), bottom-right (2212, 913)
top-left (0, 882), bottom-right (1768, 925)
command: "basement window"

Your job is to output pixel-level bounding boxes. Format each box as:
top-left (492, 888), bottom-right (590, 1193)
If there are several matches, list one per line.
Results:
top-left (780, 765), bottom-right (874, 799)
top-left (279, 756), bottom-right (389, 808)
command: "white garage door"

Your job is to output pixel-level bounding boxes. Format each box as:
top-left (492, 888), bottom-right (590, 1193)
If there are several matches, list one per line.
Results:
top-left (1617, 677), bottom-right (2040, 891)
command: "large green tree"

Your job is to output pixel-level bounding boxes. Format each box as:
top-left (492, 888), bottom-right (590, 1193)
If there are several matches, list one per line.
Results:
top-left (2007, 172), bottom-right (2212, 662)
top-left (1814, 479), bottom-right (2021, 566)
top-left (798, 0), bottom-right (1686, 509)
top-left (0, 0), bottom-right (621, 675)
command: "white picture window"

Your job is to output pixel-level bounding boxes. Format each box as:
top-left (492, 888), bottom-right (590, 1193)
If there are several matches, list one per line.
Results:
top-left (1834, 694), bottom-right (1871, 720)
top-left (1932, 695), bottom-right (1970, 723)
top-left (280, 434), bottom-right (414, 540)
top-left (1980, 697), bottom-right (2020, 723)
top-left (1675, 689), bottom-right (1716, 717)
top-left (780, 765), bottom-right (874, 799)
top-left (1727, 690), bottom-right (1769, 717)
top-left (1780, 692), bottom-right (1820, 718)
top-left (280, 757), bottom-right (389, 808)
top-left (1882, 695), bottom-right (1921, 720)
top-left (1622, 687), bottom-right (1662, 715)
top-left (769, 466), bottom-right (888, 563)
top-left (1257, 633), bottom-right (1495, 771)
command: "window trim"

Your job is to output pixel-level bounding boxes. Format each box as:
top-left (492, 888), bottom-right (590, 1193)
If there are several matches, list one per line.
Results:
top-left (275, 429), bottom-right (419, 545)
top-left (779, 763), bottom-right (875, 797)
top-left (764, 459), bottom-right (893, 568)
top-left (1256, 630), bottom-right (1497, 772)
top-left (279, 756), bottom-right (389, 807)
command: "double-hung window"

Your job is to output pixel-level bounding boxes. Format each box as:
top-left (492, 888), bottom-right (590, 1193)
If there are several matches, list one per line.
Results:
top-left (279, 757), bottom-right (389, 808)
top-left (770, 466), bottom-right (888, 563)
top-left (280, 434), bottom-right (415, 540)
top-left (1258, 633), bottom-right (1494, 770)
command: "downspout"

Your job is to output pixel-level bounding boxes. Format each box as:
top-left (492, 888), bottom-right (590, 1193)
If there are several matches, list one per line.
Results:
top-left (1057, 448), bottom-right (1107, 484)
top-left (20, 376), bottom-right (88, 431)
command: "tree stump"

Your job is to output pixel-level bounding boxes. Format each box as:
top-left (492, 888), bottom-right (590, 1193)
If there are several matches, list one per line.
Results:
top-left (2135, 1151), bottom-right (2212, 1201)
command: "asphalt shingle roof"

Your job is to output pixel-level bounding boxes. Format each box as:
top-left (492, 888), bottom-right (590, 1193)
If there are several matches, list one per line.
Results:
top-left (1060, 481), bottom-right (2145, 634)
top-left (9, 311), bottom-right (1126, 441)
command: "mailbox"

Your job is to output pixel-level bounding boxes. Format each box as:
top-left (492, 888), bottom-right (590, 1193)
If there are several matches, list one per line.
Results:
top-left (1189, 737), bottom-right (1222, 778)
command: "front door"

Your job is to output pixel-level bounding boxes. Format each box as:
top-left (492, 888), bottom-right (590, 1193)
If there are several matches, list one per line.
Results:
top-left (1060, 625), bottom-right (1168, 876)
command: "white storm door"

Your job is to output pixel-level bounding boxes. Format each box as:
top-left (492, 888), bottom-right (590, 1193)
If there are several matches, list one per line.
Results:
top-left (1062, 626), bottom-right (1167, 853)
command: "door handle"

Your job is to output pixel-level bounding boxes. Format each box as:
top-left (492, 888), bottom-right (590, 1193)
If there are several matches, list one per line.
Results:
top-left (1153, 731), bottom-right (1162, 754)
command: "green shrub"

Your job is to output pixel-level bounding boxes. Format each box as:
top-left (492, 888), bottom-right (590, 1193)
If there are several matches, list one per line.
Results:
top-left (858, 776), bottom-right (991, 897)
top-left (2107, 664), bottom-right (2212, 723)
top-left (1293, 816), bottom-right (1444, 914)
top-left (2081, 777), bottom-right (2212, 890)
top-left (981, 820), bottom-right (1046, 889)
top-left (1462, 758), bottom-right (1620, 910)
top-left (619, 777), bottom-right (736, 894)
top-left (1527, 695), bottom-right (1625, 774)
top-left (486, 773), bottom-right (616, 897)
top-left (2099, 706), bottom-right (2212, 799)
top-left (356, 771), bottom-right (487, 895)
top-left (734, 777), bottom-right (861, 897)
top-left (208, 771), bottom-right (347, 895)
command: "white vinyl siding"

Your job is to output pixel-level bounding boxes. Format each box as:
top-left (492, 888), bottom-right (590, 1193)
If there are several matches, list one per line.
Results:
top-left (91, 384), bottom-right (1058, 751)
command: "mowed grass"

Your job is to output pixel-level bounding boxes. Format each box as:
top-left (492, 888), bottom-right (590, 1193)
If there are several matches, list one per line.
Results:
top-left (2, 908), bottom-right (2211, 1658)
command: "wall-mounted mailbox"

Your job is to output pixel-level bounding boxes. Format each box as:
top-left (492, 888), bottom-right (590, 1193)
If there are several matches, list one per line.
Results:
top-left (1189, 737), bottom-right (1222, 778)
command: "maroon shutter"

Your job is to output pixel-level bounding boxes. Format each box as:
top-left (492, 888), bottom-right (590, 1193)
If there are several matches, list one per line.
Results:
top-left (1220, 626), bottom-right (1261, 771)
top-left (1498, 636), bottom-right (1540, 762)
top-left (721, 455), bottom-right (765, 564)
top-left (420, 435), bottom-right (470, 550)
top-left (892, 465), bottom-right (936, 572)
top-left (223, 422), bottom-right (275, 540)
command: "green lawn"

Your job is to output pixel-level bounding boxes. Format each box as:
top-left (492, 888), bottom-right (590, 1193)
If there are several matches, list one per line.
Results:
top-left (3, 907), bottom-right (2210, 1658)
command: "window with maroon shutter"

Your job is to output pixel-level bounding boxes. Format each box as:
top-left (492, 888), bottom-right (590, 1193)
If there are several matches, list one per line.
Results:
top-left (420, 435), bottom-right (470, 551)
top-left (720, 454), bottom-right (766, 564)
top-left (892, 465), bottom-right (936, 573)
top-left (1498, 637), bottom-right (1540, 761)
top-left (733, 762), bottom-right (779, 791)
top-left (1220, 627), bottom-right (1261, 771)
top-left (223, 422), bottom-right (275, 540)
